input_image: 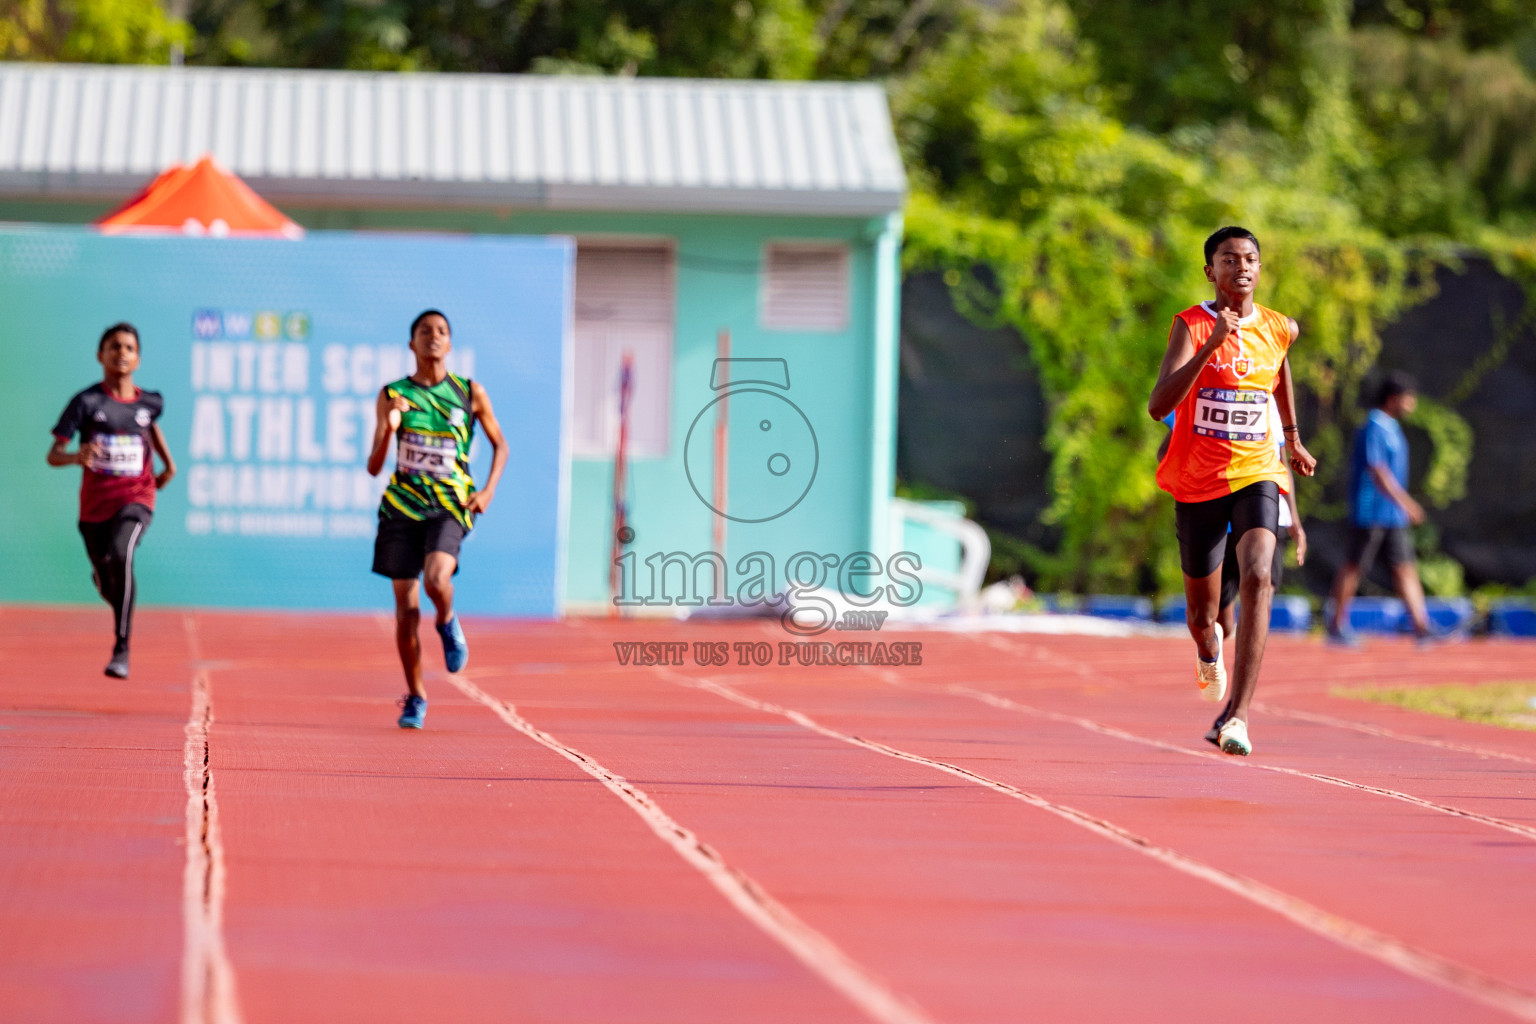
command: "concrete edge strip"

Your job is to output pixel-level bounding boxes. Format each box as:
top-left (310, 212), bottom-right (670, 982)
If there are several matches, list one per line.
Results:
top-left (447, 672), bottom-right (935, 1024)
top-left (680, 673), bottom-right (1536, 1023)
top-left (180, 617), bottom-right (242, 1024)
top-left (940, 682), bottom-right (1536, 844)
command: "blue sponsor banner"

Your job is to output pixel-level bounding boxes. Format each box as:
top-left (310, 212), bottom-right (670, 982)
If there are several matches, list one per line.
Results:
top-left (1, 228), bottom-right (571, 616)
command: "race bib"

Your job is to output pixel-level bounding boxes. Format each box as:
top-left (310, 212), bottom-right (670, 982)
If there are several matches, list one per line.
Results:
top-left (397, 431), bottom-right (457, 478)
top-left (88, 434), bottom-right (145, 477)
top-left (1193, 388), bottom-right (1269, 441)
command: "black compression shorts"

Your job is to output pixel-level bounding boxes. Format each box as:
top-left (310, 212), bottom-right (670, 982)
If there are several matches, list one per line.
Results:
top-left (372, 513), bottom-right (467, 580)
top-left (1175, 481), bottom-right (1279, 580)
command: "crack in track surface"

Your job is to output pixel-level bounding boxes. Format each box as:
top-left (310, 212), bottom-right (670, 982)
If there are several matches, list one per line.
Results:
top-left (180, 616), bottom-right (241, 1024)
top-left (674, 671), bottom-right (1536, 1023)
top-left (448, 672), bottom-right (935, 1024)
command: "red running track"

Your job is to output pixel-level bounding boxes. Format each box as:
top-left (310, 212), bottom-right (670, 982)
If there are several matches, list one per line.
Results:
top-left (2, 605), bottom-right (1534, 1023)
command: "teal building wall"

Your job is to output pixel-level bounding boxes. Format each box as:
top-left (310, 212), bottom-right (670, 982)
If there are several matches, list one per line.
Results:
top-left (1, 200), bottom-right (903, 612)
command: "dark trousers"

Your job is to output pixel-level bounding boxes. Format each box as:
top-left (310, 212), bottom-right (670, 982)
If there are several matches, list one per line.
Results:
top-left (78, 504), bottom-right (153, 649)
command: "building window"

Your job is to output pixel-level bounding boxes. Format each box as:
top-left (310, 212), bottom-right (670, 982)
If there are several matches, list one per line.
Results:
top-left (573, 243), bottom-right (675, 458)
top-left (760, 242), bottom-right (850, 331)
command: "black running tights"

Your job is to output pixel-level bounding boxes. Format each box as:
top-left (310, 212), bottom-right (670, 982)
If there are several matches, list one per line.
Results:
top-left (78, 504), bottom-right (152, 649)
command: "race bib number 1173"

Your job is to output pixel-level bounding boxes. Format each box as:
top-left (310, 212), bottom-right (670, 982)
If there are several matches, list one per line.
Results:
top-left (397, 431), bottom-right (457, 478)
top-left (1193, 388), bottom-right (1269, 442)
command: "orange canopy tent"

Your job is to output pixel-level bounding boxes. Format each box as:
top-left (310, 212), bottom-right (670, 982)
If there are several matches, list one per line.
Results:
top-left (96, 154), bottom-right (303, 238)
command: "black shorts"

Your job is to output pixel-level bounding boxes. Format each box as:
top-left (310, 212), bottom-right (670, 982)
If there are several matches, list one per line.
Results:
top-left (1175, 481), bottom-right (1279, 579)
top-left (1220, 525), bottom-right (1286, 609)
top-left (1345, 525), bottom-right (1415, 573)
top-left (372, 513), bottom-right (468, 580)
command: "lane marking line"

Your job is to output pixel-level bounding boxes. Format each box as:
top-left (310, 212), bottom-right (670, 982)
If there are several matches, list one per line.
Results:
top-left (968, 630), bottom-right (1535, 765)
top-left (968, 634), bottom-right (1536, 833)
top-left (180, 615), bottom-right (241, 1024)
top-left (928, 679), bottom-right (1536, 844)
top-left (676, 672), bottom-right (1536, 1023)
top-left (447, 672), bottom-right (935, 1024)
top-left (1254, 703), bottom-right (1536, 766)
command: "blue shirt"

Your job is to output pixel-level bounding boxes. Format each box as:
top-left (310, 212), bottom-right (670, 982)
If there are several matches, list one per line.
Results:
top-left (1350, 409), bottom-right (1410, 527)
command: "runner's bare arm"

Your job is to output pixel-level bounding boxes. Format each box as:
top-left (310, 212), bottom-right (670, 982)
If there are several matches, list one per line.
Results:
top-left (1284, 465), bottom-right (1306, 565)
top-left (1148, 312), bottom-right (1237, 420)
top-left (366, 387), bottom-right (409, 477)
top-left (1274, 348), bottom-right (1317, 477)
top-left (46, 435), bottom-right (90, 467)
top-left (149, 424), bottom-right (176, 489)
top-left (465, 382), bottom-right (508, 515)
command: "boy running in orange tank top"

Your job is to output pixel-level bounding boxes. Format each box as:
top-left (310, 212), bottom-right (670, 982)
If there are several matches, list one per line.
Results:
top-left (1148, 227), bottom-right (1317, 755)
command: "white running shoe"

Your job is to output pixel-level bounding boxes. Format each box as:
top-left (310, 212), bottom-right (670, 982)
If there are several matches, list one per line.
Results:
top-left (1196, 624), bottom-right (1227, 704)
top-left (1218, 717), bottom-right (1252, 756)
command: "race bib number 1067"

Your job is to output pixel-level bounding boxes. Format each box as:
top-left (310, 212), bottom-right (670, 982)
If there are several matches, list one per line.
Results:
top-left (1193, 388), bottom-right (1269, 442)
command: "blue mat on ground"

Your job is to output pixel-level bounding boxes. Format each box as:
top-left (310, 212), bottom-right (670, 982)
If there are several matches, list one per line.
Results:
top-left (1489, 599), bottom-right (1536, 637)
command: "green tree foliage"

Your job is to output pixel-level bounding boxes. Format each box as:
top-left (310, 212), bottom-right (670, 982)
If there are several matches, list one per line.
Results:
top-left (1069, 0), bottom-right (1343, 134)
top-left (5, 0), bottom-right (1529, 592)
top-left (0, 0), bottom-right (188, 62)
top-left (1351, 28), bottom-right (1536, 224)
top-left (181, 0), bottom-right (964, 77)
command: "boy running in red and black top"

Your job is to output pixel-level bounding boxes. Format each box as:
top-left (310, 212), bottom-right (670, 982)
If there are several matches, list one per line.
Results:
top-left (48, 323), bottom-right (176, 678)
top-left (1149, 227), bottom-right (1316, 755)
top-left (367, 310), bottom-right (508, 729)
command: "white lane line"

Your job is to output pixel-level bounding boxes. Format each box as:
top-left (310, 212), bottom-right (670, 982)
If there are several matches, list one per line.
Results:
top-left (968, 634), bottom-right (1536, 831)
top-left (674, 671), bottom-right (1536, 1023)
top-left (1254, 703), bottom-right (1536, 766)
top-left (970, 630), bottom-right (1536, 765)
top-left (928, 680), bottom-right (1536, 844)
top-left (179, 616), bottom-right (241, 1024)
top-left (447, 672), bottom-right (936, 1024)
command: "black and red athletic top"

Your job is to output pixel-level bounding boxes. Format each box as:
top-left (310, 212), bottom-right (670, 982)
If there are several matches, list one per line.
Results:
top-left (52, 384), bottom-right (164, 523)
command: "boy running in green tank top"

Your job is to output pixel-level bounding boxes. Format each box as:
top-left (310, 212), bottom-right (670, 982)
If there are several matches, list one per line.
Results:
top-left (367, 310), bottom-right (508, 729)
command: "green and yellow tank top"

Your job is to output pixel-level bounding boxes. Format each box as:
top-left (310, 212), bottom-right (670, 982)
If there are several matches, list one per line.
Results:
top-left (380, 374), bottom-right (477, 528)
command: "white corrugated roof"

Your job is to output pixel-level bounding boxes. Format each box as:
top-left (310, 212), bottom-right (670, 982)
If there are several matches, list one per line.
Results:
top-left (0, 63), bottom-right (905, 216)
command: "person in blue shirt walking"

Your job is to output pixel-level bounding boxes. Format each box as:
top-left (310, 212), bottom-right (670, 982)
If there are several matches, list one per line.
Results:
top-left (1328, 371), bottom-right (1432, 642)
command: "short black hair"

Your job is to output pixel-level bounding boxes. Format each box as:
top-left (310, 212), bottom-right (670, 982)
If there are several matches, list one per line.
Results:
top-left (97, 322), bottom-right (140, 354)
top-left (1374, 370), bottom-right (1417, 407)
top-left (410, 309), bottom-right (450, 337)
top-left (1204, 226), bottom-right (1260, 266)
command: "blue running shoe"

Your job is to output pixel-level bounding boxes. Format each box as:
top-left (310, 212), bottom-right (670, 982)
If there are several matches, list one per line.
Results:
top-left (397, 694), bottom-right (427, 729)
top-left (438, 615), bottom-right (468, 673)
top-left (1325, 624), bottom-right (1362, 649)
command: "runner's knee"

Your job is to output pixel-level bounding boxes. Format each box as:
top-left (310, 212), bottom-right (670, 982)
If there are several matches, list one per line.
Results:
top-left (1240, 560), bottom-right (1273, 592)
top-left (421, 558), bottom-right (454, 596)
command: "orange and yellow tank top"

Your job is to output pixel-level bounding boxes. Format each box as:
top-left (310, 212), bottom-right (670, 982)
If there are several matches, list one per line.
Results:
top-left (1156, 301), bottom-right (1293, 504)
